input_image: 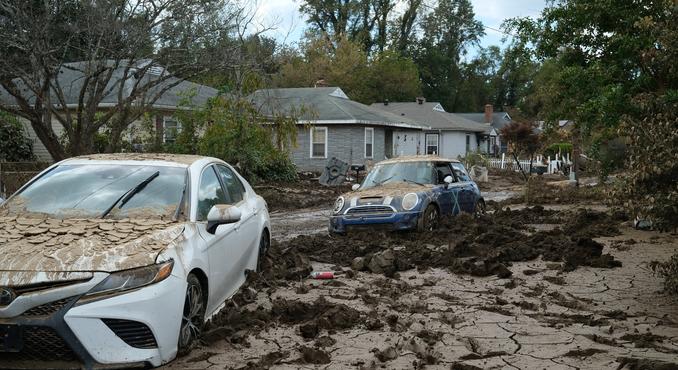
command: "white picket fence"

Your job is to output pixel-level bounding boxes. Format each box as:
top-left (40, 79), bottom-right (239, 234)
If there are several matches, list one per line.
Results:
top-left (486, 153), bottom-right (572, 174)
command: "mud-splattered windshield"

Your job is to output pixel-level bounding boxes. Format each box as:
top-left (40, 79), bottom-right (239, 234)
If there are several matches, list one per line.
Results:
top-left (0, 164), bottom-right (186, 219)
top-left (361, 161), bottom-right (434, 189)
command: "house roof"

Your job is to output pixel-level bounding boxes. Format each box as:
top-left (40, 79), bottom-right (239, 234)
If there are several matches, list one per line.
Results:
top-left (378, 155), bottom-right (460, 165)
top-left (0, 60), bottom-right (218, 110)
top-left (249, 87), bottom-right (429, 130)
top-left (457, 112), bottom-right (513, 131)
top-left (370, 101), bottom-right (491, 134)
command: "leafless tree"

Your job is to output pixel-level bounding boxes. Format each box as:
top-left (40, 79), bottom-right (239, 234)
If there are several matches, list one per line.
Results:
top-left (0, 0), bottom-right (253, 159)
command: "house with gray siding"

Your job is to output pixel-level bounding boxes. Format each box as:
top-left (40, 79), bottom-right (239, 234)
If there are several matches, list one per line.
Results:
top-left (0, 60), bottom-right (218, 162)
top-left (457, 104), bottom-right (513, 155)
top-left (370, 99), bottom-right (493, 159)
top-left (250, 87), bottom-right (429, 172)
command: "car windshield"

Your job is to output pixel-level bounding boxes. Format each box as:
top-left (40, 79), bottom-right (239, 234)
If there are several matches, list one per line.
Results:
top-left (361, 161), bottom-right (434, 189)
top-left (0, 164), bottom-right (187, 219)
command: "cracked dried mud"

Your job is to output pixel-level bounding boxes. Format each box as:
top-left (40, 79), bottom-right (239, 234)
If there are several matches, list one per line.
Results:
top-left (163, 180), bottom-right (678, 370)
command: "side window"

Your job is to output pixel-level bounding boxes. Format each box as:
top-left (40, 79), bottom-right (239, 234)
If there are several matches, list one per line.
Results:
top-left (216, 165), bottom-right (245, 204)
top-left (434, 163), bottom-right (454, 184)
top-left (197, 166), bottom-right (228, 221)
top-left (451, 163), bottom-right (472, 182)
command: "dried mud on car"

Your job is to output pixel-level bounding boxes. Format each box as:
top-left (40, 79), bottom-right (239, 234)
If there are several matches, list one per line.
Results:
top-left (167, 206), bottom-right (678, 370)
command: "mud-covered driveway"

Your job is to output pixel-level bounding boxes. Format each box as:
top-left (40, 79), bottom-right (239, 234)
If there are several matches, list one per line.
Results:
top-left (163, 199), bottom-right (678, 370)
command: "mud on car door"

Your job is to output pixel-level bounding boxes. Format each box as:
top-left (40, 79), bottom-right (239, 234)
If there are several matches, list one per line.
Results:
top-left (434, 162), bottom-right (462, 215)
top-left (451, 163), bottom-right (475, 213)
top-left (196, 165), bottom-right (249, 312)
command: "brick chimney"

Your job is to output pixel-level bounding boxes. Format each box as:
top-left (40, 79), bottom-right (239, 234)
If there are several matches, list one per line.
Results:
top-left (416, 97), bottom-right (426, 105)
top-left (484, 104), bottom-right (493, 123)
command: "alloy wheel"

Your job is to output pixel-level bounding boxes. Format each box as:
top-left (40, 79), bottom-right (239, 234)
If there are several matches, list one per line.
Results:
top-left (179, 276), bottom-right (204, 355)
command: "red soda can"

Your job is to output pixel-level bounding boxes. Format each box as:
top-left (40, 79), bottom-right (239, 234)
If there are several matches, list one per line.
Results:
top-left (310, 271), bottom-right (335, 279)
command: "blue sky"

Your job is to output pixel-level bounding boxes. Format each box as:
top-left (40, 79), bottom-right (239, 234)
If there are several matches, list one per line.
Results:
top-left (252, 0), bottom-right (547, 51)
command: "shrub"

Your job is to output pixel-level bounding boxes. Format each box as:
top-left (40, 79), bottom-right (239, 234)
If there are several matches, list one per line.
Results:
top-left (0, 112), bottom-right (35, 162)
top-left (613, 94), bottom-right (678, 231)
top-left (543, 143), bottom-right (572, 160)
top-left (463, 151), bottom-right (490, 168)
top-left (197, 98), bottom-right (297, 184)
top-left (651, 255), bottom-right (678, 295)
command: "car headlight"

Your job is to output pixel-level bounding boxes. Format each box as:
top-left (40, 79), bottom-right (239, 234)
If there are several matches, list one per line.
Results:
top-left (333, 196), bottom-right (345, 214)
top-left (402, 193), bottom-right (419, 211)
top-left (81, 260), bottom-right (174, 300)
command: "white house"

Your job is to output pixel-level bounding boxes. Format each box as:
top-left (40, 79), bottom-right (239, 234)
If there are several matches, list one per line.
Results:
top-left (371, 98), bottom-right (493, 159)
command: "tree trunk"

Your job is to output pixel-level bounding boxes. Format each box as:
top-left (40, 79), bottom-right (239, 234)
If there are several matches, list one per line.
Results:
top-left (30, 119), bottom-right (66, 161)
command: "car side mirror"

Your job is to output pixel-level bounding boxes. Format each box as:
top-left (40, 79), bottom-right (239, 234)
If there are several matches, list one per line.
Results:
top-left (351, 184), bottom-right (360, 191)
top-left (444, 175), bottom-right (454, 184)
top-left (206, 204), bottom-right (241, 234)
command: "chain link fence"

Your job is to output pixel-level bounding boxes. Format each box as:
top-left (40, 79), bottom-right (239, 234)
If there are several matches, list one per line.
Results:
top-left (0, 162), bottom-right (51, 198)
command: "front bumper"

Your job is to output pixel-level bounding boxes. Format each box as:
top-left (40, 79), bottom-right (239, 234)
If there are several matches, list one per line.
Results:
top-left (329, 211), bottom-right (422, 233)
top-left (0, 274), bottom-right (185, 369)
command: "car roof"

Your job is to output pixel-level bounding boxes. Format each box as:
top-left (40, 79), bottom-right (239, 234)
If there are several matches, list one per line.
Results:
top-left (377, 155), bottom-right (461, 165)
top-left (60, 153), bottom-right (215, 167)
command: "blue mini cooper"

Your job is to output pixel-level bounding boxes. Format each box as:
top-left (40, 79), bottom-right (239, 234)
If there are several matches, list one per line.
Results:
top-left (329, 156), bottom-right (485, 233)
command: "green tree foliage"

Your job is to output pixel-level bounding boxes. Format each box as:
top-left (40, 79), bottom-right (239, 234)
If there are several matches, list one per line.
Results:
top-left (615, 95), bottom-right (678, 231)
top-left (197, 98), bottom-right (297, 183)
top-left (0, 0), bottom-right (247, 160)
top-left (0, 113), bottom-right (35, 162)
top-left (507, 0), bottom-right (677, 228)
top-left (275, 37), bottom-right (421, 104)
top-left (299, 0), bottom-right (420, 53)
top-left (454, 46), bottom-right (501, 112)
top-left (411, 0), bottom-right (484, 111)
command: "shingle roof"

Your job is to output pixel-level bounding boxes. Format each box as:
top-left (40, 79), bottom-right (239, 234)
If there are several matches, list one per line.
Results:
top-left (249, 87), bottom-right (429, 130)
top-left (0, 60), bottom-right (218, 110)
top-left (370, 101), bottom-right (491, 133)
top-left (457, 112), bottom-right (512, 131)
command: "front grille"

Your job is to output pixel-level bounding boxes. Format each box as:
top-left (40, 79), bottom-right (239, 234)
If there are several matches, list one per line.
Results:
top-left (0, 326), bottom-right (78, 362)
top-left (346, 205), bottom-right (394, 216)
top-left (23, 297), bottom-right (73, 317)
top-left (102, 319), bottom-right (158, 349)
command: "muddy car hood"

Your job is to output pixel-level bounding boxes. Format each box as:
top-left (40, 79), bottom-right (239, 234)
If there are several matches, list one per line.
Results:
top-left (0, 216), bottom-right (184, 286)
top-left (347, 182), bottom-right (433, 199)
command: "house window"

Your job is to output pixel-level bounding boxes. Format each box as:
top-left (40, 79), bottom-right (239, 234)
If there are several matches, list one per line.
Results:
top-left (310, 127), bottom-right (327, 158)
top-left (163, 116), bottom-right (181, 144)
top-left (465, 134), bottom-right (471, 153)
top-left (364, 128), bottom-right (374, 158)
top-left (425, 134), bottom-right (439, 155)
top-left (490, 136), bottom-right (497, 154)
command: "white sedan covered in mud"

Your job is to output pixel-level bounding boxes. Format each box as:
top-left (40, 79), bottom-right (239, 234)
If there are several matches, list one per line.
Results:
top-left (0, 154), bottom-right (270, 369)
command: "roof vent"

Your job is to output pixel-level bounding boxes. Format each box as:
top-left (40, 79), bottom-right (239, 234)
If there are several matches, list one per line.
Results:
top-left (384, 99), bottom-right (389, 106)
top-left (416, 97), bottom-right (426, 105)
top-left (314, 79), bottom-right (328, 88)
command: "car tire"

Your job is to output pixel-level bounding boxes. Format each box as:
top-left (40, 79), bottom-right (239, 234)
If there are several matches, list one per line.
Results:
top-left (418, 204), bottom-right (439, 232)
top-left (474, 199), bottom-right (486, 218)
top-left (256, 229), bottom-right (270, 273)
top-left (178, 274), bottom-right (206, 356)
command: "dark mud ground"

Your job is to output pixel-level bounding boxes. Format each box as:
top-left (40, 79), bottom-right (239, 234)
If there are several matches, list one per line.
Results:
top-left (165, 179), bottom-right (678, 370)
top-left (254, 174), bottom-right (352, 212)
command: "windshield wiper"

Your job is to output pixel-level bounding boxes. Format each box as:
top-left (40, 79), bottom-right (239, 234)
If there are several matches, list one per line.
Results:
top-left (101, 171), bottom-right (160, 218)
top-left (403, 179), bottom-right (425, 186)
top-left (372, 175), bottom-right (394, 186)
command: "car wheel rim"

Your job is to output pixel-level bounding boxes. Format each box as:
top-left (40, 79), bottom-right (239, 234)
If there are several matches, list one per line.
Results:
top-left (475, 202), bottom-right (485, 217)
top-left (426, 208), bottom-right (438, 231)
top-left (257, 233), bottom-right (269, 271)
top-left (180, 283), bottom-right (203, 349)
